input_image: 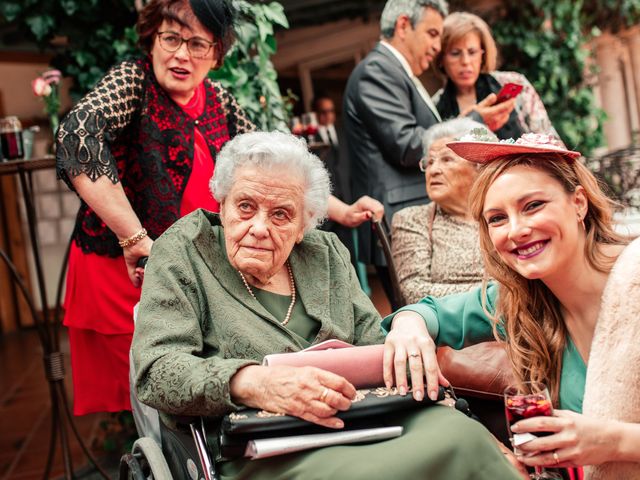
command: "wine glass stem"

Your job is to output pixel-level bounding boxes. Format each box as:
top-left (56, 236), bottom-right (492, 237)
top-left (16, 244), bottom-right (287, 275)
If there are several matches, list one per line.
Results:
top-left (533, 466), bottom-right (546, 479)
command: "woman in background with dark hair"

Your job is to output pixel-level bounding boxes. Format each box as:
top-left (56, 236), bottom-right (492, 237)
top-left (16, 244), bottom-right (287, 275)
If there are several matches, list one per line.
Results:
top-left (433, 12), bottom-right (561, 142)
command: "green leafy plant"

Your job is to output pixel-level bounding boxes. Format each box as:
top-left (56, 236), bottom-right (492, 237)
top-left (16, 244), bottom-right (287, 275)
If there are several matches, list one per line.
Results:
top-left (581, 0), bottom-right (640, 32)
top-left (210, 1), bottom-right (291, 131)
top-left (490, 0), bottom-right (607, 154)
top-left (1, 0), bottom-right (139, 100)
top-left (1, 0), bottom-right (291, 130)
top-left (450, 0), bottom-right (640, 156)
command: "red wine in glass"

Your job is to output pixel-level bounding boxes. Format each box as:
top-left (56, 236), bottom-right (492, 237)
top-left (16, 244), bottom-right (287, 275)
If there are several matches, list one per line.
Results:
top-left (505, 393), bottom-right (553, 431)
top-left (305, 124), bottom-right (318, 137)
top-left (504, 382), bottom-right (561, 480)
top-left (0, 116), bottom-right (24, 160)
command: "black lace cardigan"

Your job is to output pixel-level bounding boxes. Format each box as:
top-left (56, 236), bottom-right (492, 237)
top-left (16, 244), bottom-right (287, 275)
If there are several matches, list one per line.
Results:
top-left (56, 57), bottom-right (255, 257)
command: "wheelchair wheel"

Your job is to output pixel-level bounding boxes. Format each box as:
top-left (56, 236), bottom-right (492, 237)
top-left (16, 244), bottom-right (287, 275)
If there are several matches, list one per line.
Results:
top-left (121, 437), bottom-right (172, 480)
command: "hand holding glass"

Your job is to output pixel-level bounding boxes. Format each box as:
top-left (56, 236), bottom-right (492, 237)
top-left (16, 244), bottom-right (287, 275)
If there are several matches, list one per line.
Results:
top-left (504, 382), bottom-right (561, 480)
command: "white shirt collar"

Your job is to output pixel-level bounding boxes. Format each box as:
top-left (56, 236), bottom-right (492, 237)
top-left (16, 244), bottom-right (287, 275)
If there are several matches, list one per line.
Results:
top-left (319, 124), bottom-right (338, 145)
top-left (380, 41), bottom-right (415, 79)
top-left (379, 40), bottom-right (441, 121)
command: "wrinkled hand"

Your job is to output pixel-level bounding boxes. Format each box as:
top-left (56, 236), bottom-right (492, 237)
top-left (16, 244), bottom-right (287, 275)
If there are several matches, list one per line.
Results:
top-left (383, 311), bottom-right (449, 402)
top-left (230, 365), bottom-right (356, 429)
top-left (341, 195), bottom-right (384, 227)
top-left (123, 236), bottom-right (153, 288)
top-left (496, 440), bottom-right (529, 479)
top-left (464, 93), bottom-right (517, 132)
top-left (513, 410), bottom-right (618, 468)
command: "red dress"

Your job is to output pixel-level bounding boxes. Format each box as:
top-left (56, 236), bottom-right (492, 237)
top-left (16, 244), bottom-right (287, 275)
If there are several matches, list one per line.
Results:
top-left (64, 82), bottom-right (220, 415)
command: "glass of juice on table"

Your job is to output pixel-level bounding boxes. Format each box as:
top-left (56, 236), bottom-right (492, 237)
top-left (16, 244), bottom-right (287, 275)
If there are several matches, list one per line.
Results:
top-left (504, 382), bottom-right (561, 480)
top-left (0, 116), bottom-right (24, 160)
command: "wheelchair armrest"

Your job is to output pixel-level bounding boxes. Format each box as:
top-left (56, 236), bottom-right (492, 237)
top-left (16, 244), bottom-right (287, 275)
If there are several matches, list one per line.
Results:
top-left (437, 342), bottom-right (514, 399)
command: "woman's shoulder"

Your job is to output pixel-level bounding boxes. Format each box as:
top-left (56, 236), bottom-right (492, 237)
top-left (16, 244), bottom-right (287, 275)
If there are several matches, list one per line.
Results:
top-left (610, 237), bottom-right (640, 277)
top-left (204, 79), bottom-right (257, 132)
top-left (104, 57), bottom-right (147, 83)
top-left (392, 203), bottom-right (434, 226)
top-left (73, 58), bottom-right (147, 111)
top-left (155, 209), bottom-right (220, 248)
top-left (294, 229), bottom-right (354, 273)
top-left (621, 235), bottom-right (640, 253)
top-left (491, 70), bottom-right (530, 86)
top-left (205, 78), bottom-right (230, 97)
top-left (302, 228), bottom-right (344, 250)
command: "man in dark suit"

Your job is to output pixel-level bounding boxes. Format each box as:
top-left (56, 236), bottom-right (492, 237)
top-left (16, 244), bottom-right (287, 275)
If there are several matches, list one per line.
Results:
top-left (314, 95), bottom-right (350, 207)
top-left (344, 0), bottom-right (512, 307)
top-left (313, 94), bottom-right (358, 267)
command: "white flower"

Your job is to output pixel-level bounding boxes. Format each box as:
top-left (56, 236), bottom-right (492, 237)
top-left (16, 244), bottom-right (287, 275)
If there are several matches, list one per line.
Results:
top-left (32, 77), bottom-right (52, 97)
top-left (515, 133), bottom-right (563, 148)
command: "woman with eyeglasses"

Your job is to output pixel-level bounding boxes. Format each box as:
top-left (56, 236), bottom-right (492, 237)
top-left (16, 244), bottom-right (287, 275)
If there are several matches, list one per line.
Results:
top-left (392, 118), bottom-right (496, 304)
top-left (55, 0), bottom-right (248, 416)
top-left (433, 12), bottom-right (562, 142)
top-left (56, 0), bottom-right (382, 416)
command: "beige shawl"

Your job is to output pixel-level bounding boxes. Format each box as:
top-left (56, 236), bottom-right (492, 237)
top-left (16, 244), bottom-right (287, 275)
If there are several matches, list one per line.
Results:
top-left (582, 237), bottom-right (640, 480)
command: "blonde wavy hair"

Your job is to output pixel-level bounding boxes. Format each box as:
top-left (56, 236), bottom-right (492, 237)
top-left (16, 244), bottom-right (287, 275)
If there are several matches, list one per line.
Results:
top-left (469, 154), bottom-right (628, 404)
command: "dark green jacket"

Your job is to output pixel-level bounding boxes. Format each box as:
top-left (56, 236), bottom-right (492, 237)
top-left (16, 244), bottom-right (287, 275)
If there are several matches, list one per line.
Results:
top-left (132, 209), bottom-right (384, 422)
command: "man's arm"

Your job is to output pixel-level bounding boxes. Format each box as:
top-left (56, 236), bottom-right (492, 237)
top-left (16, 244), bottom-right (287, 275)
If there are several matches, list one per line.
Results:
top-left (351, 59), bottom-right (434, 168)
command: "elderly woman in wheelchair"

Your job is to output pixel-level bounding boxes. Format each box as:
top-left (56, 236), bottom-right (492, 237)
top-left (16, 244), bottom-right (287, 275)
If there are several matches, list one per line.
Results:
top-left (129, 131), bottom-right (522, 480)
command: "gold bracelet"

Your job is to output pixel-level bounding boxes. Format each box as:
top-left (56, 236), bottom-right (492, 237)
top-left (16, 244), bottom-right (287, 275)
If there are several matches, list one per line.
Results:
top-left (118, 228), bottom-right (148, 248)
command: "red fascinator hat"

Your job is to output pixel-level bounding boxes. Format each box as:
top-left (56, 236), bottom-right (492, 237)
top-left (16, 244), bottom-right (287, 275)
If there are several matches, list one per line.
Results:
top-left (447, 131), bottom-right (581, 164)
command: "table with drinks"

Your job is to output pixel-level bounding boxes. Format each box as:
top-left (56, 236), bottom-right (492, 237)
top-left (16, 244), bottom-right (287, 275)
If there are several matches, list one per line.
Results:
top-left (0, 116), bottom-right (27, 161)
top-left (0, 133), bottom-right (108, 477)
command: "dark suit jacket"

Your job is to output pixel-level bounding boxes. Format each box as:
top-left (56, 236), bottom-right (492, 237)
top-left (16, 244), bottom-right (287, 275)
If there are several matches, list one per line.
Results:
top-left (343, 43), bottom-right (438, 265)
top-left (314, 125), bottom-right (350, 203)
top-left (314, 126), bottom-right (356, 263)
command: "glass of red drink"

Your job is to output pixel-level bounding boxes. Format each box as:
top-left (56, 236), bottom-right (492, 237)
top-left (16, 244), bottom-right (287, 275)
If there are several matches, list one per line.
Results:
top-left (504, 382), bottom-right (561, 479)
top-left (301, 112), bottom-right (318, 143)
top-left (0, 116), bottom-right (24, 161)
top-left (290, 116), bottom-right (304, 137)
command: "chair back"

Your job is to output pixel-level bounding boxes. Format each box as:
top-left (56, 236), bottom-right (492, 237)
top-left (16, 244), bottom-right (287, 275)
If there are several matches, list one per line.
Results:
top-left (372, 216), bottom-right (406, 307)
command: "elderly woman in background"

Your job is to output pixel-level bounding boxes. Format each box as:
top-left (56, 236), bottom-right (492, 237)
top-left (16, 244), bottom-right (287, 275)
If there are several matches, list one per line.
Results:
top-left (132, 131), bottom-right (521, 480)
top-left (392, 119), bottom-right (496, 303)
top-left (384, 134), bottom-right (640, 479)
top-left (433, 12), bottom-right (561, 142)
top-left (56, 0), bottom-right (380, 416)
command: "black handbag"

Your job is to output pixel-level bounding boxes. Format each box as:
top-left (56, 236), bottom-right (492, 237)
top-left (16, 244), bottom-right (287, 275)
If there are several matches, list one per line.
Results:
top-left (219, 386), bottom-right (446, 459)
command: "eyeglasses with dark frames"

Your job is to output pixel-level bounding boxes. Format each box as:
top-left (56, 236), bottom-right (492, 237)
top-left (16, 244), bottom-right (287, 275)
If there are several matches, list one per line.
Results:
top-left (156, 31), bottom-right (214, 59)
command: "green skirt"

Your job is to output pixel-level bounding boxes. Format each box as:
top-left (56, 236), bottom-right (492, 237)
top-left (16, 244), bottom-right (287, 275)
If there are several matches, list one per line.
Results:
top-left (219, 405), bottom-right (520, 480)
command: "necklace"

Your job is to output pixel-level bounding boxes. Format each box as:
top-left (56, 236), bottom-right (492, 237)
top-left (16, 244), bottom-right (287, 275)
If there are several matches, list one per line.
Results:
top-left (238, 262), bottom-right (296, 326)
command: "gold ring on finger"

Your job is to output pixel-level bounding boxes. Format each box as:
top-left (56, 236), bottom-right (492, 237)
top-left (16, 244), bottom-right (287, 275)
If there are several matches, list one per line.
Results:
top-left (553, 451), bottom-right (560, 465)
top-left (320, 387), bottom-right (330, 402)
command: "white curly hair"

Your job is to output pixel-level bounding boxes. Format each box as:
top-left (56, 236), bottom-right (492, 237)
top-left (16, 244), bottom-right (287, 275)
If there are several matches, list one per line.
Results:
top-left (210, 131), bottom-right (331, 232)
